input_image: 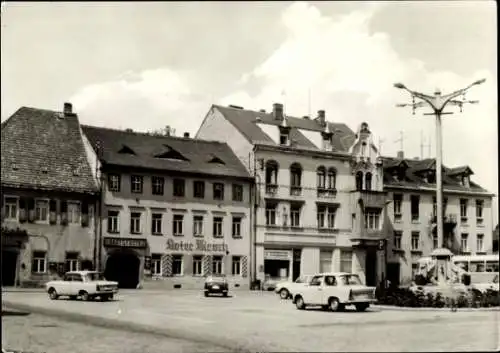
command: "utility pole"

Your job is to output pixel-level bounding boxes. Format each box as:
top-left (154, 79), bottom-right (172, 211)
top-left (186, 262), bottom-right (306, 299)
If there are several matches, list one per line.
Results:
top-left (420, 131), bottom-right (431, 159)
top-left (394, 79), bottom-right (485, 256)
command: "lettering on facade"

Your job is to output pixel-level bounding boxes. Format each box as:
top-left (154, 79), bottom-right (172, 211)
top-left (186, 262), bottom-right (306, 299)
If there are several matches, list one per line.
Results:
top-left (165, 239), bottom-right (228, 253)
top-left (103, 237), bottom-right (148, 248)
top-left (264, 250), bottom-right (291, 261)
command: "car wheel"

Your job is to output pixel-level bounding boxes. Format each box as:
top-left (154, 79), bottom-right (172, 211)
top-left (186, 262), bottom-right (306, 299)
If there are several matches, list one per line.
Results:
top-left (48, 288), bottom-right (59, 300)
top-left (101, 295), bottom-right (109, 302)
top-left (355, 303), bottom-right (369, 312)
top-left (80, 291), bottom-right (91, 301)
top-left (328, 297), bottom-right (341, 312)
top-left (295, 296), bottom-right (306, 310)
top-left (204, 292), bottom-right (209, 297)
top-left (279, 289), bottom-right (290, 300)
top-left (222, 292), bottom-right (228, 297)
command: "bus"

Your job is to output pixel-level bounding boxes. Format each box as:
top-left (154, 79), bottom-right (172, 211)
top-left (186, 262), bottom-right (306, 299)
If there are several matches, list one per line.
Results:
top-left (452, 254), bottom-right (499, 284)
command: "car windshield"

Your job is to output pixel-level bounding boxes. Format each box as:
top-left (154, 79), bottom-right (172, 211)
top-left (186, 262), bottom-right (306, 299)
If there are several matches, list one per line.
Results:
top-left (339, 274), bottom-right (362, 285)
top-left (295, 276), bottom-right (308, 283)
top-left (207, 275), bottom-right (226, 281)
top-left (85, 273), bottom-right (106, 281)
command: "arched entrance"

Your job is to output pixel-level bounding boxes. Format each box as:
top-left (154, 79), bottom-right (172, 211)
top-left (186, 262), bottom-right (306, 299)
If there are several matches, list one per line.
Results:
top-left (104, 251), bottom-right (140, 289)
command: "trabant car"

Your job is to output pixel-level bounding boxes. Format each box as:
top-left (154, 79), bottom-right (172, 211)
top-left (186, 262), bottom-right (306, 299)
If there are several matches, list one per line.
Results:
top-left (274, 275), bottom-right (314, 299)
top-left (45, 271), bottom-right (118, 301)
top-left (292, 272), bottom-right (376, 312)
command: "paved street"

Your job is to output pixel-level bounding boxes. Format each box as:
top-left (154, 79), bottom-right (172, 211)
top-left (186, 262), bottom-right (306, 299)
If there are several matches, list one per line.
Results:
top-left (3, 290), bottom-right (499, 352)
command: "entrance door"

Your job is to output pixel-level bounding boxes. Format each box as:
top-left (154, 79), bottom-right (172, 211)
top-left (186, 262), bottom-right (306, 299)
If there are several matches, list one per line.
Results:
top-left (365, 250), bottom-right (377, 286)
top-left (104, 252), bottom-right (140, 289)
top-left (1, 250), bottom-right (18, 286)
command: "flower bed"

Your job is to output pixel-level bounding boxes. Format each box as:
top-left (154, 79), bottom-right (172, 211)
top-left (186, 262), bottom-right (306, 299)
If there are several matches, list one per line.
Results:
top-left (377, 287), bottom-right (499, 308)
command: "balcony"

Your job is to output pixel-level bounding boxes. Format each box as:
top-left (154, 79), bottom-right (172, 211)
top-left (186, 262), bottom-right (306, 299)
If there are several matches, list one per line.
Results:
top-left (351, 190), bottom-right (388, 209)
top-left (350, 227), bottom-right (385, 243)
top-left (290, 186), bottom-right (302, 196)
top-left (265, 183), bottom-right (278, 195)
top-left (429, 213), bottom-right (458, 226)
top-left (317, 187), bottom-right (337, 199)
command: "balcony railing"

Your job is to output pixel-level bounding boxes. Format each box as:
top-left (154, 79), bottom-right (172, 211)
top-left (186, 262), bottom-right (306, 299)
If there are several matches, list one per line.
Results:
top-left (317, 187), bottom-right (337, 198)
top-left (352, 190), bottom-right (387, 209)
top-left (290, 186), bottom-right (302, 196)
top-left (265, 183), bottom-right (278, 195)
top-left (429, 213), bottom-right (458, 225)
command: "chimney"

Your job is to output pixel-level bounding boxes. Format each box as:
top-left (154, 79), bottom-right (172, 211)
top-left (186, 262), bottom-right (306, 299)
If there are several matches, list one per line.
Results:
top-left (272, 103), bottom-right (284, 121)
top-left (397, 151), bottom-right (404, 159)
top-left (316, 110), bottom-right (326, 126)
top-left (63, 102), bottom-right (73, 116)
top-left (183, 132), bottom-right (190, 138)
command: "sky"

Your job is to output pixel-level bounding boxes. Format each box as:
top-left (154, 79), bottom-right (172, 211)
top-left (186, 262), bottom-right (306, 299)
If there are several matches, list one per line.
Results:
top-left (1, 1), bottom-right (497, 224)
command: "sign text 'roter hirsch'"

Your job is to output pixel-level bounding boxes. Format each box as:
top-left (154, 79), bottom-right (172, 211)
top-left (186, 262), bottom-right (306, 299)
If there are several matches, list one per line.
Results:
top-left (166, 239), bottom-right (228, 252)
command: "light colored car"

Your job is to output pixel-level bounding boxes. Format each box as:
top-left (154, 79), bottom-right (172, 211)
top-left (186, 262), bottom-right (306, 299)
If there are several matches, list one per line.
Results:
top-left (275, 275), bottom-right (314, 299)
top-left (45, 271), bottom-right (118, 301)
top-left (471, 274), bottom-right (499, 293)
top-left (292, 272), bottom-right (376, 312)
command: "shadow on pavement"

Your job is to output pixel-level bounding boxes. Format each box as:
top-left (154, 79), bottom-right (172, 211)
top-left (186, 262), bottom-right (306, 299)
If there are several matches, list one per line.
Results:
top-left (1, 309), bottom-right (31, 316)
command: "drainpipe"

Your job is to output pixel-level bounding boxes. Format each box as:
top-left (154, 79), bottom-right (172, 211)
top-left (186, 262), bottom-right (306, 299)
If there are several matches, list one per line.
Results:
top-left (252, 149), bottom-right (260, 289)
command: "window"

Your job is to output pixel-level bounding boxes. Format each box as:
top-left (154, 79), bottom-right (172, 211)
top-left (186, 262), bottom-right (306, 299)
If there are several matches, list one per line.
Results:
top-left (193, 215), bottom-right (204, 237)
top-left (317, 206), bottom-right (326, 228)
top-left (173, 179), bottom-right (185, 197)
top-left (151, 176), bottom-right (165, 195)
top-left (327, 207), bottom-right (336, 229)
top-left (173, 215), bottom-right (184, 236)
top-left (4, 197), bottom-right (18, 220)
top-left (461, 233), bottom-right (469, 252)
top-left (32, 251), bottom-right (46, 273)
top-left (35, 200), bottom-right (49, 222)
top-left (131, 175), bottom-right (143, 193)
top-left (65, 252), bottom-right (80, 272)
top-left (410, 195), bottom-right (420, 221)
top-left (319, 250), bottom-right (332, 273)
top-left (265, 203), bottom-right (277, 226)
top-left (172, 255), bottom-right (183, 275)
top-left (290, 164), bottom-right (302, 188)
top-left (232, 184), bottom-right (243, 202)
top-left (130, 212), bottom-right (141, 234)
top-left (213, 183), bottom-right (224, 200)
top-left (67, 202), bottom-right (80, 224)
top-left (232, 256), bottom-right (241, 275)
top-left (108, 174), bottom-right (121, 192)
top-left (232, 216), bottom-right (242, 238)
top-left (365, 172), bottom-right (372, 191)
top-left (290, 205), bottom-right (301, 227)
top-left (107, 210), bottom-right (119, 233)
top-left (355, 172), bottom-right (363, 191)
top-left (476, 234), bottom-right (484, 253)
top-left (193, 181), bottom-right (205, 198)
top-left (327, 168), bottom-right (337, 190)
top-left (394, 231), bottom-right (402, 249)
top-left (340, 250), bottom-right (352, 273)
top-left (265, 160), bottom-right (278, 185)
top-left (433, 234), bottom-right (438, 249)
top-left (393, 194), bottom-right (402, 221)
top-left (411, 232), bottom-right (419, 250)
top-left (460, 199), bottom-right (468, 219)
top-left (412, 263), bottom-right (419, 280)
top-left (212, 256), bottom-right (223, 274)
top-left (317, 167), bottom-right (326, 189)
top-left (152, 254), bottom-right (162, 276)
top-left (279, 132), bottom-right (289, 145)
top-left (213, 217), bottom-right (223, 238)
top-left (151, 213), bottom-right (162, 235)
top-left (365, 209), bottom-right (381, 230)
top-left (476, 200), bottom-right (483, 222)
top-left (193, 255), bottom-right (203, 276)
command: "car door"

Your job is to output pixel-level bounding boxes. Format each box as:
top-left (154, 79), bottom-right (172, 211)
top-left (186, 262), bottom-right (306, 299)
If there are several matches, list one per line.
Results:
top-left (72, 273), bottom-right (84, 295)
top-left (60, 274), bottom-right (72, 295)
top-left (323, 275), bottom-right (338, 303)
top-left (307, 276), bottom-right (325, 304)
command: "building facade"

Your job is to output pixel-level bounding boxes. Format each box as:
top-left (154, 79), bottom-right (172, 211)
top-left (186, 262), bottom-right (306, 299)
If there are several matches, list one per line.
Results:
top-left (1, 104), bottom-right (99, 287)
top-left (196, 103), bottom-right (389, 287)
top-left (382, 152), bottom-right (495, 285)
top-left (82, 126), bottom-right (253, 289)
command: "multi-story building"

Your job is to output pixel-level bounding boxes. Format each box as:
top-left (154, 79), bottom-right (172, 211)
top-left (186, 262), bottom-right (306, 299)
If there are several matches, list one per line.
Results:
top-left (82, 126), bottom-right (253, 289)
top-left (196, 103), bottom-right (389, 287)
top-left (382, 151), bottom-right (495, 285)
top-left (1, 103), bottom-right (99, 287)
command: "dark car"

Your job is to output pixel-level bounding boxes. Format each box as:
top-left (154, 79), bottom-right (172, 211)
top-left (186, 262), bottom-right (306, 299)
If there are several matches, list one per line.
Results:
top-left (204, 274), bottom-right (229, 297)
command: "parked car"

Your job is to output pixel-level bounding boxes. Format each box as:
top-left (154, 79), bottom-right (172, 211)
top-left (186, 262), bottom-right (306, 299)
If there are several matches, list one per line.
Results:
top-left (204, 274), bottom-right (229, 297)
top-left (472, 274), bottom-right (499, 293)
top-left (45, 271), bottom-right (118, 301)
top-left (275, 275), bottom-right (314, 299)
top-left (292, 272), bottom-right (376, 312)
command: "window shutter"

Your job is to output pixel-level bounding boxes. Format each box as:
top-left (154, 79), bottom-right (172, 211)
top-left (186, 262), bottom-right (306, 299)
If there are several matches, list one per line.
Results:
top-left (203, 255), bottom-right (212, 276)
top-left (162, 254), bottom-right (172, 277)
top-left (241, 256), bottom-right (248, 277)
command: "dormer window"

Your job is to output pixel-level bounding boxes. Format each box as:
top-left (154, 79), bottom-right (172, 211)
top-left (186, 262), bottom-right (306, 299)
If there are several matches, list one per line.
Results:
top-left (280, 132), bottom-right (289, 145)
top-left (462, 175), bottom-right (470, 188)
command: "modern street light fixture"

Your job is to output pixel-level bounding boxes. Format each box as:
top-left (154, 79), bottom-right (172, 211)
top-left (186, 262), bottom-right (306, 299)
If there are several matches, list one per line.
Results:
top-left (393, 79), bottom-right (486, 253)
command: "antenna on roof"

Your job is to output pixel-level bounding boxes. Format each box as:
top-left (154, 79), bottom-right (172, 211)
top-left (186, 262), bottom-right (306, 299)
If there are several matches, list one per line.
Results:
top-left (394, 131), bottom-right (404, 151)
top-left (428, 133), bottom-right (432, 158)
top-left (420, 130), bottom-right (431, 159)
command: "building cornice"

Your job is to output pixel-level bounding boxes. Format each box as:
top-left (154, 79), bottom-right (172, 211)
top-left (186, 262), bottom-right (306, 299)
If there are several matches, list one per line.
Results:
top-left (253, 144), bottom-right (352, 161)
top-left (383, 184), bottom-right (494, 198)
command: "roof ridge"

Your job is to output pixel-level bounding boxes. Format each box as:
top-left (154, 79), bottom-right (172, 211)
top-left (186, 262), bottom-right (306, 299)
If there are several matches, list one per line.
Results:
top-left (82, 124), bottom-right (227, 145)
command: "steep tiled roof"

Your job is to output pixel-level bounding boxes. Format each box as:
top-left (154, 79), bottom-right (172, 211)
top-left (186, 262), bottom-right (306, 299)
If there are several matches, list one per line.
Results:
top-left (1, 107), bottom-right (98, 194)
top-left (81, 125), bottom-right (252, 179)
top-left (447, 166), bottom-right (473, 176)
top-left (381, 157), bottom-right (488, 193)
top-left (213, 105), bottom-right (356, 152)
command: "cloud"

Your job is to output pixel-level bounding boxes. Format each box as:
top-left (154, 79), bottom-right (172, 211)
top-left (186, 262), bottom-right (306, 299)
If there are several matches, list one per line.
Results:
top-left (70, 67), bottom-right (211, 134)
top-left (220, 1), bottom-right (498, 220)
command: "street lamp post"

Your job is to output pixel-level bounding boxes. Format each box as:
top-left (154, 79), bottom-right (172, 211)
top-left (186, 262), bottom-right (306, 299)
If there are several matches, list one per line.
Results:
top-left (393, 79), bottom-right (485, 252)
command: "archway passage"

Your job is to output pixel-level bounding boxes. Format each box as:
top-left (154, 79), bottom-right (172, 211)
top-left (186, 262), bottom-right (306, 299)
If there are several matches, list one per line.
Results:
top-left (365, 250), bottom-right (377, 287)
top-left (104, 252), bottom-right (140, 289)
top-left (2, 250), bottom-right (18, 286)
